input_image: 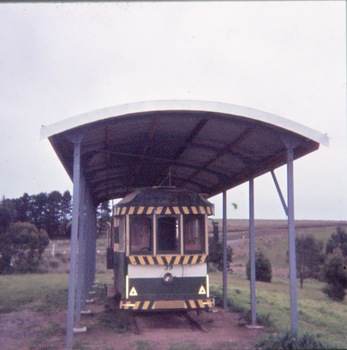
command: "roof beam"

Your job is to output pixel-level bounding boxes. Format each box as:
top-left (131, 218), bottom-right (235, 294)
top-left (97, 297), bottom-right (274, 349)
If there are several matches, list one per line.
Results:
top-left (84, 149), bottom-right (232, 183)
top-left (178, 127), bottom-right (253, 187)
top-left (93, 174), bottom-right (212, 202)
top-left (131, 117), bottom-right (159, 183)
top-left (172, 118), bottom-right (209, 159)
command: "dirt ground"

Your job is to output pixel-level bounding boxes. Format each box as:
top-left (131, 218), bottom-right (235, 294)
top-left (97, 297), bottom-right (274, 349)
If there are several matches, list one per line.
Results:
top-left (0, 303), bottom-right (265, 350)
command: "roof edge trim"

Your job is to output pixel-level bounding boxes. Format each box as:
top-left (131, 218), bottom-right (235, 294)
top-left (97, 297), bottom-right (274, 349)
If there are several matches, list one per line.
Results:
top-left (40, 100), bottom-right (329, 146)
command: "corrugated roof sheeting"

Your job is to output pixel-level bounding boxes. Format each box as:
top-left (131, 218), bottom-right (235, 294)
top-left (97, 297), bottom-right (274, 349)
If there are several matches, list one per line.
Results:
top-left (41, 100), bottom-right (328, 204)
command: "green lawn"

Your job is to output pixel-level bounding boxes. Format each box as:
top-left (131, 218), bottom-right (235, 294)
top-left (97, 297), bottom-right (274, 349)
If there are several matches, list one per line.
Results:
top-left (0, 273), bottom-right (69, 312)
top-left (210, 272), bottom-right (347, 348)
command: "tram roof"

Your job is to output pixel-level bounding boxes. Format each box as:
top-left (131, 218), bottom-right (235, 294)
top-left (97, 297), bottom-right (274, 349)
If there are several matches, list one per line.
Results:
top-left (116, 186), bottom-right (214, 210)
top-left (41, 100), bottom-right (328, 204)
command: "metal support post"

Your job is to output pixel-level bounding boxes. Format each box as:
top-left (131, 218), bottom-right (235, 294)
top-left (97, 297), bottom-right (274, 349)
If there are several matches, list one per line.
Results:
top-left (287, 148), bottom-right (299, 333)
top-left (271, 170), bottom-right (288, 216)
top-left (66, 139), bottom-right (82, 350)
top-left (75, 174), bottom-right (86, 326)
top-left (91, 207), bottom-right (97, 287)
top-left (91, 202), bottom-right (97, 285)
top-left (249, 178), bottom-right (256, 325)
top-left (85, 193), bottom-right (92, 294)
top-left (222, 190), bottom-right (228, 310)
top-left (85, 194), bottom-right (96, 292)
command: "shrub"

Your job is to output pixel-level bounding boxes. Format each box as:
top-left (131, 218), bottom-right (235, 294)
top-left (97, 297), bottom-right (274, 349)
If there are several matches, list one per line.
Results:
top-left (1, 222), bottom-right (49, 273)
top-left (49, 260), bottom-right (60, 270)
top-left (242, 310), bottom-right (273, 327)
top-left (322, 250), bottom-right (347, 301)
top-left (246, 250), bottom-right (272, 282)
top-left (326, 227), bottom-right (347, 256)
top-left (256, 331), bottom-right (333, 350)
top-left (99, 296), bottom-right (131, 333)
top-left (295, 235), bottom-right (325, 288)
top-left (208, 238), bottom-right (232, 271)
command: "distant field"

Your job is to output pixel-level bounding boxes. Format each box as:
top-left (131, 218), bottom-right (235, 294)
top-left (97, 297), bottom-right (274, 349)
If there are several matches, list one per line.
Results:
top-left (208, 219), bottom-right (347, 274)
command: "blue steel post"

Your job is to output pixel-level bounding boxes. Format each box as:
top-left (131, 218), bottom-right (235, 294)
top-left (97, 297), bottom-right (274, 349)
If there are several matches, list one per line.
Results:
top-left (287, 148), bottom-right (298, 333)
top-left (85, 192), bottom-right (92, 295)
top-left (249, 178), bottom-right (256, 325)
top-left (75, 174), bottom-right (86, 327)
top-left (86, 195), bottom-right (96, 291)
top-left (222, 190), bottom-right (228, 310)
top-left (91, 202), bottom-right (97, 287)
top-left (66, 139), bottom-right (82, 350)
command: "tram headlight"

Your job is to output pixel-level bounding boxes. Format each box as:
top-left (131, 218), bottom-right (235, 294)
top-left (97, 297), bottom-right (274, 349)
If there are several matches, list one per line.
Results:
top-left (162, 272), bottom-right (174, 285)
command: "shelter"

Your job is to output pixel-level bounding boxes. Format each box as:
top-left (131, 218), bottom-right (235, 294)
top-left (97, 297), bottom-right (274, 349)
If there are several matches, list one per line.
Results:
top-left (40, 100), bottom-right (328, 349)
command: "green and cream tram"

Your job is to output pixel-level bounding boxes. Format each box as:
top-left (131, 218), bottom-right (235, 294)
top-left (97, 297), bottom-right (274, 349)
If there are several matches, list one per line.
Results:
top-left (107, 186), bottom-right (215, 311)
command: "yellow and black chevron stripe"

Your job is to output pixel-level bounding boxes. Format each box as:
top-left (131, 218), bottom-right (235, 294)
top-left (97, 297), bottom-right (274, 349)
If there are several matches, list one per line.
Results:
top-left (128, 254), bottom-right (207, 265)
top-left (120, 298), bottom-right (214, 310)
top-left (115, 205), bottom-right (214, 216)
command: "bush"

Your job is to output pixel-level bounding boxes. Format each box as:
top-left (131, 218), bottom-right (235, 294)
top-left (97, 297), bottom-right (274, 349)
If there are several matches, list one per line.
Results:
top-left (49, 260), bottom-right (60, 270)
top-left (322, 284), bottom-right (345, 301)
top-left (256, 331), bottom-right (333, 350)
top-left (295, 235), bottom-right (325, 288)
top-left (322, 250), bottom-right (347, 301)
top-left (99, 296), bottom-right (132, 333)
top-left (246, 250), bottom-right (272, 283)
top-left (1, 222), bottom-right (49, 273)
top-left (326, 227), bottom-right (347, 256)
top-left (208, 238), bottom-right (232, 271)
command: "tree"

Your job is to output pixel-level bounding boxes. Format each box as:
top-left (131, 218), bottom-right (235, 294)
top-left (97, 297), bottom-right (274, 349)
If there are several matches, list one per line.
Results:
top-left (14, 192), bottom-right (31, 222)
top-left (246, 250), bottom-right (272, 283)
top-left (0, 197), bottom-right (18, 272)
top-left (10, 190), bottom-right (73, 239)
top-left (208, 238), bottom-right (233, 271)
top-left (322, 249), bottom-right (347, 301)
top-left (1, 222), bottom-right (49, 273)
top-left (322, 227), bottom-right (347, 301)
top-left (0, 197), bottom-right (16, 234)
top-left (326, 227), bottom-right (347, 257)
top-left (295, 235), bottom-right (325, 288)
top-left (97, 201), bottom-right (111, 235)
top-left (45, 191), bottom-right (62, 238)
top-left (59, 190), bottom-right (72, 237)
top-left (32, 192), bottom-right (49, 231)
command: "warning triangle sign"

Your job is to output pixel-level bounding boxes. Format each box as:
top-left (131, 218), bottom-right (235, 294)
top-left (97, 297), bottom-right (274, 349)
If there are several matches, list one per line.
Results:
top-left (198, 285), bottom-right (206, 295)
top-left (129, 287), bottom-right (138, 296)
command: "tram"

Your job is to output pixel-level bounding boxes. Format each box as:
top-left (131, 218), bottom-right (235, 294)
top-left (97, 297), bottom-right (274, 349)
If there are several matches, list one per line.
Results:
top-left (107, 186), bottom-right (215, 311)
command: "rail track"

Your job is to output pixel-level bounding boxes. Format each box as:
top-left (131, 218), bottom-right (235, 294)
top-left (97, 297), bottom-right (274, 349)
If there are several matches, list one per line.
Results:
top-left (130, 311), bottom-right (209, 335)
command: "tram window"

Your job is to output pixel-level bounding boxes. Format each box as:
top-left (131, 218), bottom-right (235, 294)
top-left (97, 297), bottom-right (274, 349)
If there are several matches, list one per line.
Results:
top-left (157, 216), bottom-right (180, 254)
top-left (184, 215), bottom-right (205, 253)
top-left (130, 216), bottom-right (152, 254)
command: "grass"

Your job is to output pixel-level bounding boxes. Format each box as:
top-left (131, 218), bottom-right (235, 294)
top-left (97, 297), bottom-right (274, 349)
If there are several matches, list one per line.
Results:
top-left (0, 273), bottom-right (68, 312)
top-left (1, 222), bottom-right (347, 349)
top-left (210, 272), bottom-right (347, 348)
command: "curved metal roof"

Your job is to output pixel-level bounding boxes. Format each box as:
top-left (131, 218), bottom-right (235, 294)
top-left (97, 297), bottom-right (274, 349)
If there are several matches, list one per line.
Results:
top-left (41, 100), bottom-right (328, 204)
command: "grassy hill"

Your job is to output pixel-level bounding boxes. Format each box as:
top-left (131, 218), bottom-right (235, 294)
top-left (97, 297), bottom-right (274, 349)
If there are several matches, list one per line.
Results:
top-left (208, 219), bottom-right (347, 348)
top-left (208, 219), bottom-right (347, 275)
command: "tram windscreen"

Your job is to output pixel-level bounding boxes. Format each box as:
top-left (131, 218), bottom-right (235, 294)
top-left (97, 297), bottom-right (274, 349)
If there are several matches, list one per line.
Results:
top-left (184, 215), bottom-right (205, 253)
top-left (130, 216), bottom-right (152, 254)
top-left (157, 216), bottom-right (180, 254)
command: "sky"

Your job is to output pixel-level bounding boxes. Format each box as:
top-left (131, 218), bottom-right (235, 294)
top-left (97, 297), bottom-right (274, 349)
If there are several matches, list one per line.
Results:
top-left (0, 1), bottom-right (346, 220)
